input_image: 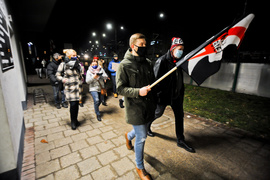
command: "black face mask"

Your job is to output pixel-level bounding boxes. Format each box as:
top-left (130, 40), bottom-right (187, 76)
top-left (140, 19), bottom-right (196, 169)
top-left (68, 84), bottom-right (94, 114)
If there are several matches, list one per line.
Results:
top-left (134, 45), bottom-right (147, 57)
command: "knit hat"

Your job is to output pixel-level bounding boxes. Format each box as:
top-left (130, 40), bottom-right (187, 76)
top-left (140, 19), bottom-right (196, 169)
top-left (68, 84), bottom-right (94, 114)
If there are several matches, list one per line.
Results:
top-left (93, 56), bottom-right (99, 60)
top-left (170, 37), bottom-right (184, 51)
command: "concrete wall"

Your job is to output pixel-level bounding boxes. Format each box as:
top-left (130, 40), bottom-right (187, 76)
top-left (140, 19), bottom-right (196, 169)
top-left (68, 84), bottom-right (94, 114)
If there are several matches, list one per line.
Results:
top-left (0, 0), bottom-right (27, 179)
top-left (184, 62), bottom-right (270, 98)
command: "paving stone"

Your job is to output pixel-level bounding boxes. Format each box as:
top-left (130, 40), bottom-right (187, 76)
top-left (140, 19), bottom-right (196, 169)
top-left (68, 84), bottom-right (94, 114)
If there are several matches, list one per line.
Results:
top-left (35, 150), bottom-right (51, 165)
top-left (96, 140), bottom-right (116, 152)
top-left (71, 132), bottom-right (88, 141)
top-left (50, 145), bottom-right (71, 159)
top-left (78, 124), bottom-right (93, 132)
top-left (69, 139), bottom-right (89, 152)
top-left (63, 129), bottom-right (80, 137)
top-left (54, 165), bottom-right (80, 179)
top-left (77, 157), bottom-right (102, 176)
top-left (43, 114), bottom-right (56, 120)
top-left (91, 165), bottom-right (117, 180)
top-left (99, 125), bottom-right (113, 133)
top-left (79, 146), bottom-right (100, 159)
top-left (101, 130), bottom-right (118, 140)
top-left (97, 150), bottom-right (118, 165)
top-left (111, 136), bottom-right (125, 146)
top-left (36, 159), bottom-right (61, 178)
top-left (35, 141), bottom-right (55, 154)
top-left (47, 131), bottom-right (64, 142)
top-left (50, 125), bottom-right (67, 134)
top-left (86, 135), bottom-right (104, 145)
top-left (114, 144), bottom-right (133, 158)
top-left (53, 136), bottom-right (73, 148)
top-left (77, 174), bottom-right (93, 180)
top-left (111, 157), bottom-right (135, 176)
top-left (60, 151), bottom-right (82, 168)
top-left (85, 128), bottom-right (102, 137)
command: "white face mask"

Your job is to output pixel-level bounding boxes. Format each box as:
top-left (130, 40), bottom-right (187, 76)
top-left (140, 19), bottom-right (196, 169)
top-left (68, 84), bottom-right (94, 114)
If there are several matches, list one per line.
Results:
top-left (174, 49), bottom-right (183, 59)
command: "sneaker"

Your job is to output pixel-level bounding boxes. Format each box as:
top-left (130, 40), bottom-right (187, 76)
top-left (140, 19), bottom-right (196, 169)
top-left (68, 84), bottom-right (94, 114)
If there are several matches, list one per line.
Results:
top-left (62, 102), bottom-right (68, 108)
top-left (56, 104), bottom-right (61, 109)
top-left (113, 93), bottom-right (118, 98)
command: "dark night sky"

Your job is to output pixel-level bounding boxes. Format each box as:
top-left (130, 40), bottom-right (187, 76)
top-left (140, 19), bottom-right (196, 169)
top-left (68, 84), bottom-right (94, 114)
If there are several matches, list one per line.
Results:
top-left (13, 0), bottom-right (270, 53)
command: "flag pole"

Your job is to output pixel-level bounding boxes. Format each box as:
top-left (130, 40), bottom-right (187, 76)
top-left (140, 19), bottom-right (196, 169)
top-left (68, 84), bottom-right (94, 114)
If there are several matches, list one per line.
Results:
top-left (149, 18), bottom-right (235, 89)
top-left (149, 66), bottom-right (177, 89)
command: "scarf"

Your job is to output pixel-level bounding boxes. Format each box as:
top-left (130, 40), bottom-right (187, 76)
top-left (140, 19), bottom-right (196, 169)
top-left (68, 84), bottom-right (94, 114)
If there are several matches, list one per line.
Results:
top-left (89, 65), bottom-right (101, 74)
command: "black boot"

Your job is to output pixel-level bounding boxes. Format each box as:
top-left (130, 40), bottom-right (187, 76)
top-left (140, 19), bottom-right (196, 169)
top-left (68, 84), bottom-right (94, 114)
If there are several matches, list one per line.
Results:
top-left (75, 120), bottom-right (80, 127)
top-left (177, 139), bottom-right (195, 153)
top-left (71, 120), bottom-right (77, 130)
top-left (97, 115), bottom-right (102, 121)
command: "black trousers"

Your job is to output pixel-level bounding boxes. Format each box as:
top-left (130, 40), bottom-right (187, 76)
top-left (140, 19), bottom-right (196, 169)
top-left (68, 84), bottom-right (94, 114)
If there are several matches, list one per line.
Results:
top-left (148, 96), bottom-right (185, 140)
top-left (69, 101), bottom-right (79, 122)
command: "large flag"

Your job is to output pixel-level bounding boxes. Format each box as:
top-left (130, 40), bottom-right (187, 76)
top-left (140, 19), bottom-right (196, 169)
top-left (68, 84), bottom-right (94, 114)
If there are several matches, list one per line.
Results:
top-left (150, 14), bottom-right (255, 89)
top-left (179, 14), bottom-right (255, 85)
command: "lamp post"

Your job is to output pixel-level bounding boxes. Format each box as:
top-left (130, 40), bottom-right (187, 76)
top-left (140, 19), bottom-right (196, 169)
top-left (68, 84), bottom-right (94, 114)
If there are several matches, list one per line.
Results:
top-left (106, 23), bottom-right (125, 53)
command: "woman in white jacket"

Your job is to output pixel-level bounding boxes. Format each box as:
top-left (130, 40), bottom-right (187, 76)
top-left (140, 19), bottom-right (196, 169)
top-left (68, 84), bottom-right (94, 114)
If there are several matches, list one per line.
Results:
top-left (86, 60), bottom-right (108, 121)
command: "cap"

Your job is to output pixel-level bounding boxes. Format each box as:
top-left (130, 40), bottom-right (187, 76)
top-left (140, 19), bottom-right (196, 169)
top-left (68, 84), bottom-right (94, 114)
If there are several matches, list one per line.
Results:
top-left (53, 53), bottom-right (63, 59)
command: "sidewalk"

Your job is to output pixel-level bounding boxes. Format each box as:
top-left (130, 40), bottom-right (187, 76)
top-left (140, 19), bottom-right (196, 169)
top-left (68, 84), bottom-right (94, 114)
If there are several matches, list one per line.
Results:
top-left (21, 76), bottom-right (270, 179)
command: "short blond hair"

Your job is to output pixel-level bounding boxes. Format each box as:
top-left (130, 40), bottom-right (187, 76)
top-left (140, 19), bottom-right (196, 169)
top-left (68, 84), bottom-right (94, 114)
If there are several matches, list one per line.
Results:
top-left (63, 49), bottom-right (77, 58)
top-left (129, 33), bottom-right (145, 48)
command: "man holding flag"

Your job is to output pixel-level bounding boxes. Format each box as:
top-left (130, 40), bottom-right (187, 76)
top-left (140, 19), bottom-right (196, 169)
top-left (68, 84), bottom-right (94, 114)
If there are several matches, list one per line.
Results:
top-left (147, 13), bottom-right (254, 153)
top-left (147, 37), bottom-right (196, 153)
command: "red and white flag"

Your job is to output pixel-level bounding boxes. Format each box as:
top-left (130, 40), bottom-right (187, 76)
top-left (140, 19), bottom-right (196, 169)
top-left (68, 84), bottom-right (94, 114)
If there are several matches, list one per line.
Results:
top-left (180, 14), bottom-right (255, 85)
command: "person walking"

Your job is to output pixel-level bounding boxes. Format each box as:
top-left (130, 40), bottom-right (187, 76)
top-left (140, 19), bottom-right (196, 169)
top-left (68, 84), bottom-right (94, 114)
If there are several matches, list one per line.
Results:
top-left (47, 53), bottom-right (68, 109)
top-left (86, 60), bottom-right (108, 121)
top-left (108, 54), bottom-right (120, 98)
top-left (35, 57), bottom-right (42, 78)
top-left (41, 58), bottom-right (48, 78)
top-left (116, 33), bottom-right (156, 180)
top-left (56, 49), bottom-right (83, 130)
top-left (147, 37), bottom-right (195, 153)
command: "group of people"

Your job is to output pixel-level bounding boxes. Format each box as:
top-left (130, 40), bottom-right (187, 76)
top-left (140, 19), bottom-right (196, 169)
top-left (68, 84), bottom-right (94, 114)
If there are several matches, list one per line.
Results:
top-left (117, 33), bottom-right (195, 180)
top-left (47, 49), bottom-right (121, 127)
top-left (47, 33), bottom-right (194, 180)
top-left (35, 57), bottom-right (48, 79)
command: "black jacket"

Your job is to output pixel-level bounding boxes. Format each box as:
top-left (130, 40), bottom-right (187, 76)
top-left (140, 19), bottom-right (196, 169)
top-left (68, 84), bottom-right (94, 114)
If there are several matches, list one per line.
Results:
top-left (154, 50), bottom-right (184, 105)
top-left (47, 59), bottom-right (61, 86)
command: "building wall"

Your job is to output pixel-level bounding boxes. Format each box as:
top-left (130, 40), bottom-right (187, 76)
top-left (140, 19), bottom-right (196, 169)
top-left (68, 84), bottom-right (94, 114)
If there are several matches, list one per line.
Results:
top-left (0, 0), bottom-right (26, 179)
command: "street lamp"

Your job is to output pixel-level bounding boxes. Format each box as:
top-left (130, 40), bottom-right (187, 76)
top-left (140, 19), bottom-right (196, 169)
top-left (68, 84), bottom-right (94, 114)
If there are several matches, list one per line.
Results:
top-left (102, 33), bottom-right (106, 37)
top-left (159, 13), bottom-right (164, 18)
top-left (92, 32), bottom-right (96, 36)
top-left (106, 23), bottom-right (112, 30)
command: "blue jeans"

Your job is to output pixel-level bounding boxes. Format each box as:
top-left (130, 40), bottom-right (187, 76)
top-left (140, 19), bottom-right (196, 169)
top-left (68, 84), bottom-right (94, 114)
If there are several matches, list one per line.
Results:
top-left (127, 124), bottom-right (147, 169)
top-left (52, 85), bottom-right (65, 104)
top-left (90, 91), bottom-right (101, 116)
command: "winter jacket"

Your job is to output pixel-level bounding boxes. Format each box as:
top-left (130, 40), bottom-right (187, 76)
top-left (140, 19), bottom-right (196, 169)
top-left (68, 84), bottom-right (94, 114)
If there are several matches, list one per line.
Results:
top-left (116, 49), bottom-right (157, 125)
top-left (56, 62), bottom-right (83, 102)
top-left (47, 59), bottom-right (61, 86)
top-left (108, 59), bottom-right (120, 76)
top-left (154, 50), bottom-right (184, 105)
top-left (85, 66), bottom-right (108, 92)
